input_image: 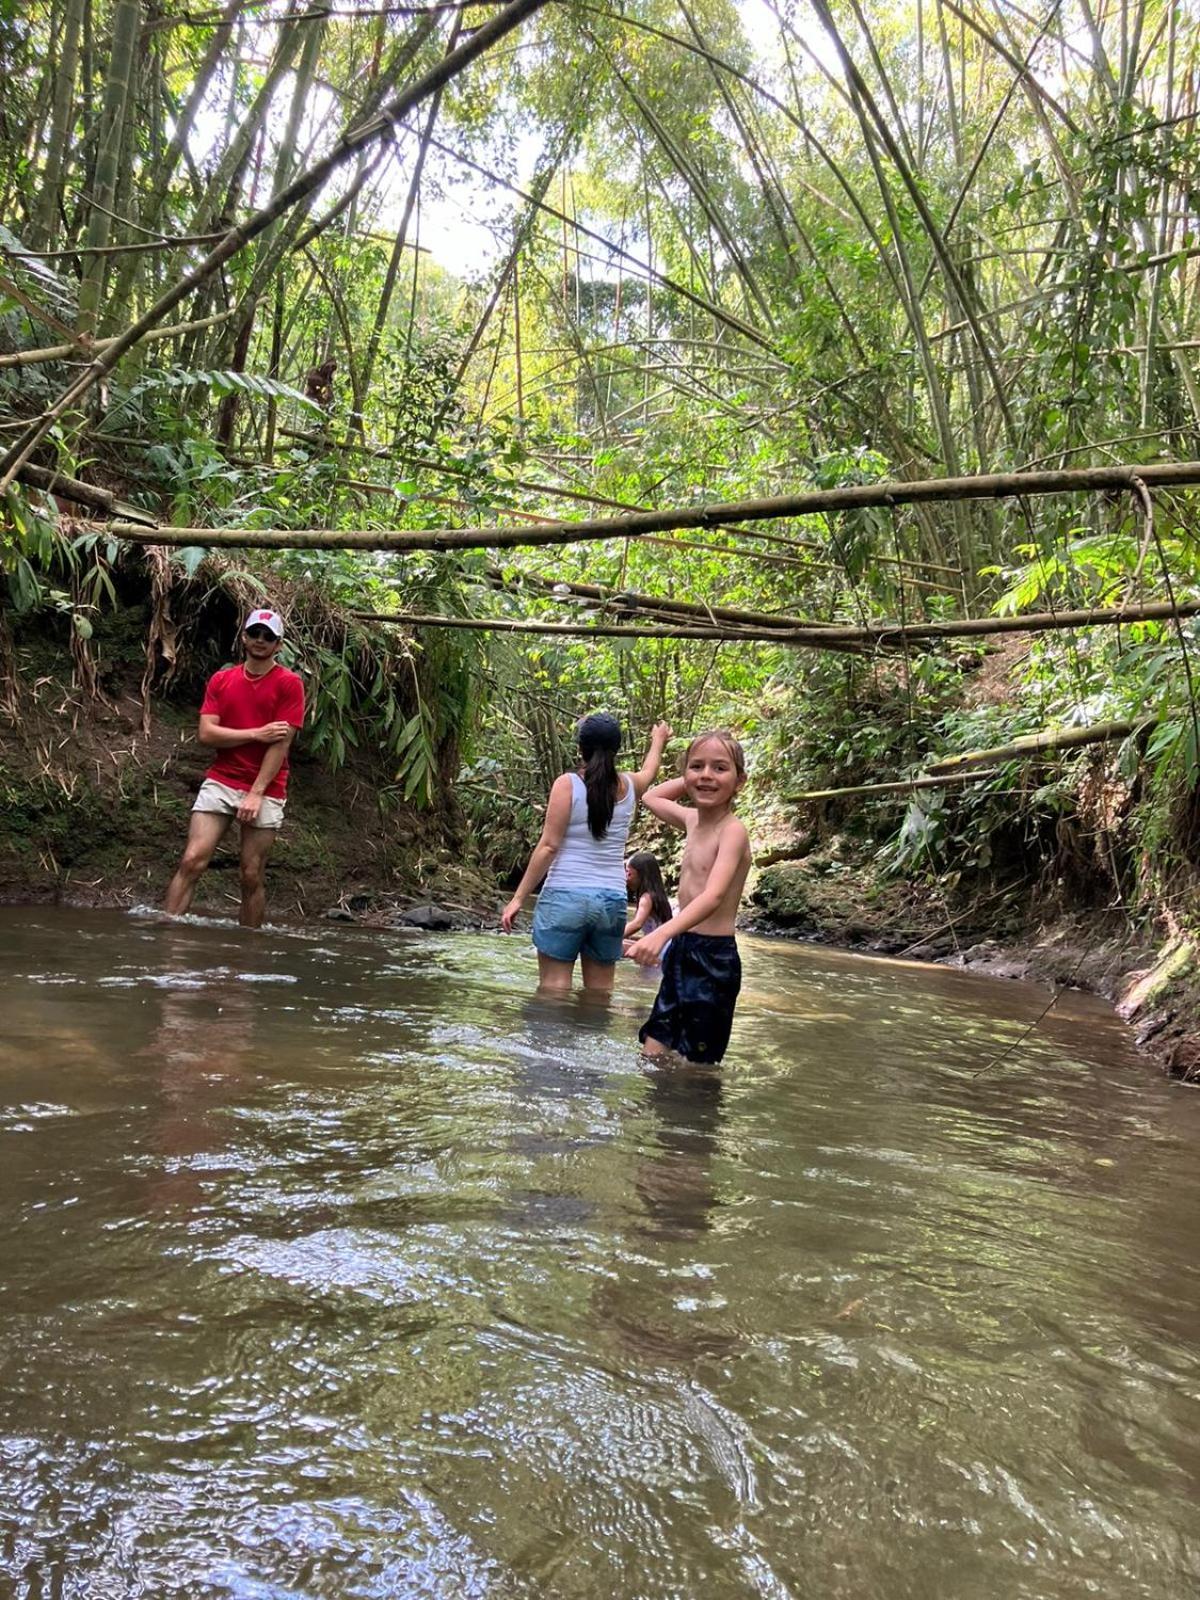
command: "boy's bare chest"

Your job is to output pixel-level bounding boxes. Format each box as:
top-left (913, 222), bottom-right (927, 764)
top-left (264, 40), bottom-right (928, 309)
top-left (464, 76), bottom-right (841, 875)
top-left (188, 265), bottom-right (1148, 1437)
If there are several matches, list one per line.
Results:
top-left (680, 829), bottom-right (720, 892)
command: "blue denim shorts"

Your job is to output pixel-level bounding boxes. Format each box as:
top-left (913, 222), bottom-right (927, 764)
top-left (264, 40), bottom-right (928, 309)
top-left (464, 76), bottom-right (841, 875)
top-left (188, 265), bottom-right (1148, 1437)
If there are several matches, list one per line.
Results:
top-left (532, 888), bottom-right (627, 964)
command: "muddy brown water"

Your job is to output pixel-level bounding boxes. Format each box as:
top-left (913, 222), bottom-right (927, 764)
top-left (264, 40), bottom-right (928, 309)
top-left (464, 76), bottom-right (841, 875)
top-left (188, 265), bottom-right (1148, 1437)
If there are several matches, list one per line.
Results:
top-left (1, 905), bottom-right (1199, 1598)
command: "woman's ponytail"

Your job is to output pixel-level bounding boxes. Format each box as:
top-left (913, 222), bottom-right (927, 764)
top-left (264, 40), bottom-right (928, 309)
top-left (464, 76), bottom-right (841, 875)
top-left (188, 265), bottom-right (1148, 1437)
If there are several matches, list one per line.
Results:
top-left (576, 713), bottom-right (622, 839)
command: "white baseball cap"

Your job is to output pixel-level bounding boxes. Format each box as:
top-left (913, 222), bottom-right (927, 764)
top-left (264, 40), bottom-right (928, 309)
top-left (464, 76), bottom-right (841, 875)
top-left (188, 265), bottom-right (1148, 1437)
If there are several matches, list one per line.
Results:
top-left (244, 608), bottom-right (284, 638)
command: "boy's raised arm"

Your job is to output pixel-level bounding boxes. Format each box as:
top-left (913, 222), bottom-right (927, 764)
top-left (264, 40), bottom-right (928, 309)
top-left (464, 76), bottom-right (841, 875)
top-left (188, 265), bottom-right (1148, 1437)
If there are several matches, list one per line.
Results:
top-left (641, 776), bottom-right (691, 829)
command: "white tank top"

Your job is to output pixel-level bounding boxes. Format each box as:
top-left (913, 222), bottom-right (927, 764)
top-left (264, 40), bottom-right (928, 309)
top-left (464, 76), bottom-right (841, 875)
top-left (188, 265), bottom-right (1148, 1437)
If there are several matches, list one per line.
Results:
top-left (543, 773), bottom-right (636, 895)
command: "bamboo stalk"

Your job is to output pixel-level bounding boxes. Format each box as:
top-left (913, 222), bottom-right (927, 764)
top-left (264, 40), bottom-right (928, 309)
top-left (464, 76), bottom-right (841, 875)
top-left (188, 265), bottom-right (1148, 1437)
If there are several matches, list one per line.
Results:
top-left (14, 232), bottom-right (227, 259)
top-left (346, 602), bottom-right (1193, 649)
top-left (0, 0), bottom-right (553, 493)
top-left (351, 610), bottom-right (874, 651)
top-left (77, 0), bottom-right (141, 337)
top-left (480, 566), bottom-right (847, 628)
top-left (0, 309), bottom-right (234, 369)
top-left (927, 718), bottom-right (1153, 772)
top-left (18, 463), bottom-right (158, 524)
top-left (88, 458), bottom-right (1200, 552)
top-left (353, 12), bottom-right (460, 436)
top-left (788, 769), bottom-right (1002, 801)
top-left (32, 0), bottom-right (85, 249)
top-left (356, 611), bottom-right (756, 638)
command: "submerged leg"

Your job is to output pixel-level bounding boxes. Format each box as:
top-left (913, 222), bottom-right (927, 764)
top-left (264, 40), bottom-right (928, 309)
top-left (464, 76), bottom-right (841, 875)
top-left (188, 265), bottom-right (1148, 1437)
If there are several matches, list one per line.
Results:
top-left (579, 955), bottom-right (616, 995)
top-left (536, 952), bottom-right (576, 993)
top-left (639, 1034), bottom-right (671, 1060)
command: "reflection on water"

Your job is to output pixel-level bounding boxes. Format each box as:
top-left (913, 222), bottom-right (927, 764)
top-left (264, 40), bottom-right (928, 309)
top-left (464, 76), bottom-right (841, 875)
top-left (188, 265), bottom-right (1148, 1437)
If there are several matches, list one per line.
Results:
top-left (2, 906), bottom-right (1200, 1598)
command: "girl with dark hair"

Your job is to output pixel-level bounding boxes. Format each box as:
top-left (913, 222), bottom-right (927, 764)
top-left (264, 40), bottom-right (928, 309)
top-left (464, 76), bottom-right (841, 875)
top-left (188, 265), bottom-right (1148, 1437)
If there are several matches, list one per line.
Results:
top-left (501, 716), bottom-right (672, 993)
top-left (624, 852), bottom-right (673, 938)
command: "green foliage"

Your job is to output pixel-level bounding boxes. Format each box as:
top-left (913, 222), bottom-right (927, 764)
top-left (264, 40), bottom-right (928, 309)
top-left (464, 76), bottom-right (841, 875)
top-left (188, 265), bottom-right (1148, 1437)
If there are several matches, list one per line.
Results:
top-left (4, 0), bottom-right (1200, 916)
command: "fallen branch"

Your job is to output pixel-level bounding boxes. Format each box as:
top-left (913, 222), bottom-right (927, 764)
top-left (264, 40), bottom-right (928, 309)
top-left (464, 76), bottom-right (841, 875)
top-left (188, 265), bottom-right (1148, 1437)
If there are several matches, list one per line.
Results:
top-left (927, 718), bottom-right (1154, 772)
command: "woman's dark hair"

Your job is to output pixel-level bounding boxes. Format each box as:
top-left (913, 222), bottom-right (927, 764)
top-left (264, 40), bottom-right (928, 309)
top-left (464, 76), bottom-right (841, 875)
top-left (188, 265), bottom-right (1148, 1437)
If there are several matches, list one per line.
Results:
top-left (577, 712), bottom-right (622, 839)
top-left (627, 851), bottom-right (672, 925)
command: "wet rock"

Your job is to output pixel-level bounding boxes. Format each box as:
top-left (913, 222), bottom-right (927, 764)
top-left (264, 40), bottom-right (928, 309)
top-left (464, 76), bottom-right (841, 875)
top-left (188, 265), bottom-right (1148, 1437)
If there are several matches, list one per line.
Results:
top-left (960, 940), bottom-right (1002, 963)
top-left (396, 902), bottom-right (456, 930)
top-left (323, 906), bottom-right (357, 922)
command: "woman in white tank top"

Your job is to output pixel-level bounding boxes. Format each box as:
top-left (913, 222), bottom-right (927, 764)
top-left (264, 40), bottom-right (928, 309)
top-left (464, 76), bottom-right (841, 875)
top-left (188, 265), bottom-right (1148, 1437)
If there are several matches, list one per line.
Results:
top-left (501, 714), bottom-right (673, 993)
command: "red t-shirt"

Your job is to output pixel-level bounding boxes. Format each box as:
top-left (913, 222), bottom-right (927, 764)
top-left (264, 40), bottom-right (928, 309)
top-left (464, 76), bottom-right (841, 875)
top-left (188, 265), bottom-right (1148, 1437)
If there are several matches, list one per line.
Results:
top-left (200, 663), bottom-right (305, 799)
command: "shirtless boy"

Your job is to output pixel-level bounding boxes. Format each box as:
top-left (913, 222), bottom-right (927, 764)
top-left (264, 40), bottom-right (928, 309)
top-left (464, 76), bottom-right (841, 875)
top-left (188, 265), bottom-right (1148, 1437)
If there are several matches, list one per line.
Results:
top-left (629, 730), bottom-right (752, 1065)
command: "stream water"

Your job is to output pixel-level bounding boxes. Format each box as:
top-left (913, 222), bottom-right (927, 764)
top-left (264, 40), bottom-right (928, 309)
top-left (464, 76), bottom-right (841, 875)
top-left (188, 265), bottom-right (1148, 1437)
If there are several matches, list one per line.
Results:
top-left (1, 905), bottom-right (1199, 1598)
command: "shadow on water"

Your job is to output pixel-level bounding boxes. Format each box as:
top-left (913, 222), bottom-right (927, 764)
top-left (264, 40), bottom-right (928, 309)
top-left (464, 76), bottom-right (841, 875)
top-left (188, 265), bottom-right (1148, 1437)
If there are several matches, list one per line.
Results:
top-left (1, 907), bottom-right (1200, 1598)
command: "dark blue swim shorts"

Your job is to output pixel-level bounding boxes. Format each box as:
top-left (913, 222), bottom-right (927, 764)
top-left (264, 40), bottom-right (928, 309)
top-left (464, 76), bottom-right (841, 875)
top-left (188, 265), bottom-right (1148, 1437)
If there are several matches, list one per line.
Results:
top-left (638, 931), bottom-right (742, 1065)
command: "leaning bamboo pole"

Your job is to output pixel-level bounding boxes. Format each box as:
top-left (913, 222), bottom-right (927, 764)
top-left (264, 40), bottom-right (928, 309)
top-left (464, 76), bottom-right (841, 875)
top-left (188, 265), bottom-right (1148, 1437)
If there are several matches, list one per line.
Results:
top-left (86, 460), bottom-right (1200, 554)
top-left (479, 566), bottom-right (847, 629)
top-left (927, 718), bottom-right (1153, 772)
top-left (787, 770), bottom-right (1002, 800)
top-left (19, 463), bottom-right (157, 524)
top-left (0, 309), bottom-right (234, 370)
top-left (352, 610), bottom-right (872, 651)
top-left (351, 602), bottom-right (1198, 649)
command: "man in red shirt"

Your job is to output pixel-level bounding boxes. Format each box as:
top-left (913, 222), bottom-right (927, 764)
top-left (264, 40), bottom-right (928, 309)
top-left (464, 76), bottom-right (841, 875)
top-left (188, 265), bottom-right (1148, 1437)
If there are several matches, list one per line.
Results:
top-left (164, 608), bottom-right (306, 928)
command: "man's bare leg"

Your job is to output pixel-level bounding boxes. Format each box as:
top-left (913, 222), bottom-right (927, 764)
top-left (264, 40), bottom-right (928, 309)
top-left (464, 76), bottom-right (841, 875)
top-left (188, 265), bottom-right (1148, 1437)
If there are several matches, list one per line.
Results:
top-left (238, 823), bottom-right (277, 928)
top-left (164, 812), bottom-right (230, 916)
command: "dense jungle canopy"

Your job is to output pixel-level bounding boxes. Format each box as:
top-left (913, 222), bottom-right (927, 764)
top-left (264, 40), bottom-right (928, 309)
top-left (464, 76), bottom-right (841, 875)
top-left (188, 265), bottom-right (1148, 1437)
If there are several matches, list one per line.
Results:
top-left (3, 0), bottom-right (1200, 910)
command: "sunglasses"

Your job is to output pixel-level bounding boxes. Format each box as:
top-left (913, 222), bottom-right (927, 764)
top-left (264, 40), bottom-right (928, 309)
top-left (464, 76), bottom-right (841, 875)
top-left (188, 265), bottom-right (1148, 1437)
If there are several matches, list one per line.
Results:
top-left (244, 627), bottom-right (278, 641)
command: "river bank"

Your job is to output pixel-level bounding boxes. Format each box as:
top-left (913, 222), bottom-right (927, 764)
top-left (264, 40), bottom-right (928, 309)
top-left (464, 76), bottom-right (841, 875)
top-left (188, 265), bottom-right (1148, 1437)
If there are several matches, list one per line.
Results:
top-left (746, 846), bottom-right (1200, 1080)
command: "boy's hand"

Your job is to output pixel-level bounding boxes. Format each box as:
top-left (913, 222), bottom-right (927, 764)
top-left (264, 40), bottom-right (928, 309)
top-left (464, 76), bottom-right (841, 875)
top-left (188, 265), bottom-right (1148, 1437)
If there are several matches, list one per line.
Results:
top-left (500, 897), bottom-right (523, 932)
top-left (631, 929), bottom-right (667, 966)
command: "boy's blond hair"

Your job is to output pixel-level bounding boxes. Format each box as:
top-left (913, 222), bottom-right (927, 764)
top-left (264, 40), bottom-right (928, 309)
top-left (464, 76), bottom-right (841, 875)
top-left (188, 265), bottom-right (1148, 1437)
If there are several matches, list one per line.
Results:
top-left (685, 729), bottom-right (746, 780)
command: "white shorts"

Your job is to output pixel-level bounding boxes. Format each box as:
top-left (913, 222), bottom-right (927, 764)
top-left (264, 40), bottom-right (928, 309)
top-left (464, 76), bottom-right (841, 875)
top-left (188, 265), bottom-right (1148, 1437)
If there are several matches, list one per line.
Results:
top-left (192, 778), bottom-right (286, 830)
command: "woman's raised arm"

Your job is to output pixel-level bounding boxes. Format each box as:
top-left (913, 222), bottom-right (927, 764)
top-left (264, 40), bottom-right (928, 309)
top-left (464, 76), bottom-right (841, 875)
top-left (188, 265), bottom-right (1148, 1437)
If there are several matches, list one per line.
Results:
top-left (631, 721), bottom-right (673, 797)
